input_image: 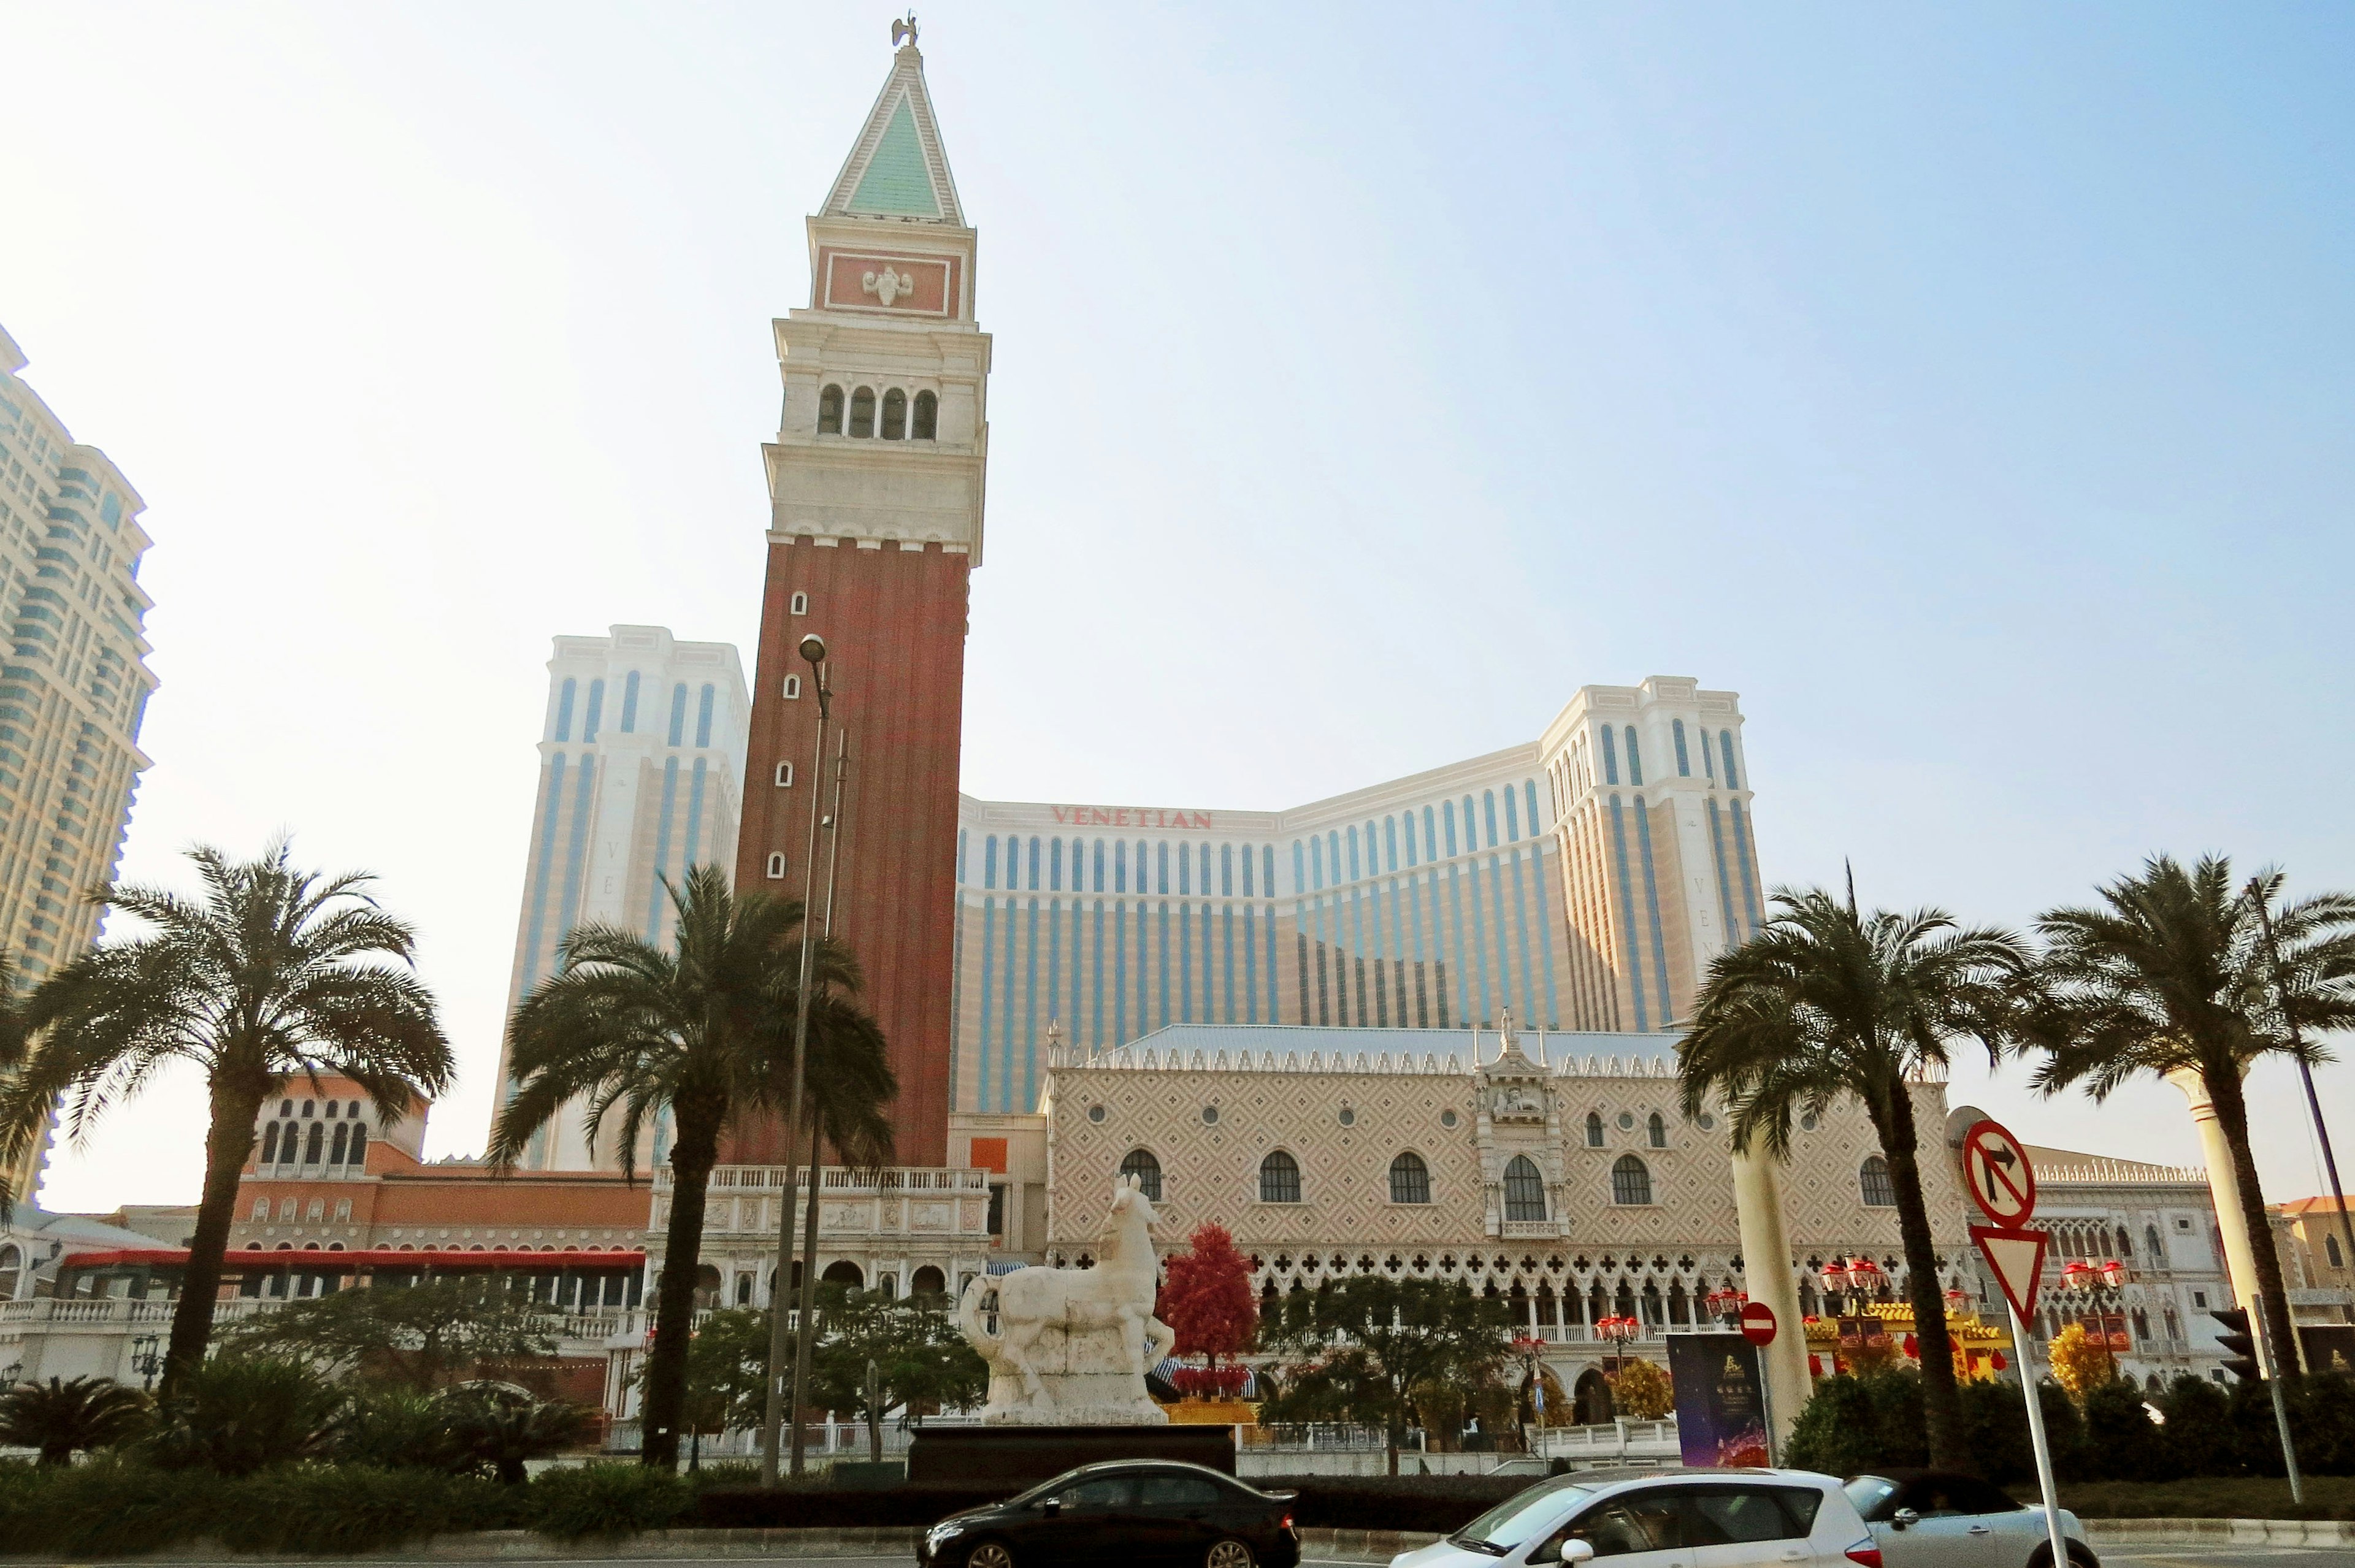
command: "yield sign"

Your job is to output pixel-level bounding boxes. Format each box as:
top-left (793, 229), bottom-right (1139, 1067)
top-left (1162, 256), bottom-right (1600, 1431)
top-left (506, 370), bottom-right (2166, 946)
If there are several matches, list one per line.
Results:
top-left (1970, 1224), bottom-right (2050, 1323)
top-left (1960, 1117), bottom-right (2038, 1227)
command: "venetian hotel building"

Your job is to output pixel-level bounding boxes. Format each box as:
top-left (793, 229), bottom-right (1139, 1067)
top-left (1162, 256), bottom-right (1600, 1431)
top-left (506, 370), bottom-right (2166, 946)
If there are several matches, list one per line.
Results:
top-left (951, 676), bottom-right (1766, 1114)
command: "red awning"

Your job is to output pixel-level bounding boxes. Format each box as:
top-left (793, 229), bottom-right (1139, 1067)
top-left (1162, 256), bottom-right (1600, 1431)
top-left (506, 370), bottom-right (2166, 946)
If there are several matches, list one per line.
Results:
top-left (61, 1247), bottom-right (646, 1270)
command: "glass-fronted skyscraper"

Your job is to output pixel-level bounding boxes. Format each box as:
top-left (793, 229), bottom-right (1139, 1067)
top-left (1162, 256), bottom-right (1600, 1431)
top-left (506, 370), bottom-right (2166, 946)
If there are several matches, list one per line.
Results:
top-left (951, 676), bottom-right (1764, 1113)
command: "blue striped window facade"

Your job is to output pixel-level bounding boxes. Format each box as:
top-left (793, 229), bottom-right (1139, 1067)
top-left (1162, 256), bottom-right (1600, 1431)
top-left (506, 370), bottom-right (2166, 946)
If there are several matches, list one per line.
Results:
top-left (1672, 719), bottom-right (1690, 776)
top-left (620, 671), bottom-right (640, 733)
top-left (667, 684), bottom-right (687, 747)
top-left (553, 679), bottom-right (577, 742)
top-left (582, 679), bottom-right (605, 744)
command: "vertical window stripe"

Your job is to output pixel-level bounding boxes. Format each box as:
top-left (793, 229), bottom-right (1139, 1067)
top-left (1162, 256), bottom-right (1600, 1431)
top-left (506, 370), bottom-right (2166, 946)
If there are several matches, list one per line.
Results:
top-left (1633, 796), bottom-right (1673, 1028)
top-left (522, 755), bottom-right (569, 988)
top-left (1625, 727), bottom-right (1644, 786)
top-left (646, 757), bottom-right (679, 940)
top-left (683, 758), bottom-right (707, 866)
top-left (583, 679), bottom-right (605, 744)
top-left (1607, 796), bottom-right (1649, 1032)
top-left (1530, 847), bottom-right (1561, 1026)
top-left (977, 898), bottom-right (995, 1110)
top-left (554, 679), bottom-right (577, 743)
top-left (1672, 718), bottom-right (1690, 776)
top-left (695, 684), bottom-right (714, 748)
top-left (1731, 800), bottom-right (1762, 928)
top-left (620, 670), bottom-right (640, 733)
top-left (557, 756), bottom-right (596, 934)
top-left (1719, 730), bottom-right (1740, 790)
top-left (1600, 727), bottom-right (1619, 786)
top-left (1706, 800), bottom-right (1740, 945)
top-left (667, 683), bottom-right (687, 747)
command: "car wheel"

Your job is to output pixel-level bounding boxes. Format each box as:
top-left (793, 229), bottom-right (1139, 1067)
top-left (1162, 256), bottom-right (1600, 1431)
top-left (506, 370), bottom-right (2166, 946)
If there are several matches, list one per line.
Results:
top-left (1207, 1538), bottom-right (1256, 1568)
top-left (967, 1541), bottom-right (1016, 1568)
top-left (2026, 1544), bottom-right (2098, 1568)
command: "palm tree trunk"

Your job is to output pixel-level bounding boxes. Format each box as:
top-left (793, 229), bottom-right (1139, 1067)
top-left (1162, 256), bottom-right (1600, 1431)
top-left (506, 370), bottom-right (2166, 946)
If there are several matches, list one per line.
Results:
top-left (2202, 1061), bottom-right (2300, 1377)
top-left (642, 1110), bottom-right (720, 1470)
top-left (1868, 1084), bottom-right (1968, 1469)
top-left (161, 1079), bottom-right (265, 1399)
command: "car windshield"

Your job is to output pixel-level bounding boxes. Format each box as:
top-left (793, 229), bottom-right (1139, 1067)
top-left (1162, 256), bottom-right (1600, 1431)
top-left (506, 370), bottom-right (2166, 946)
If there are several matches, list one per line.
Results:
top-left (1449, 1479), bottom-right (1595, 1556)
top-left (1843, 1478), bottom-right (1897, 1521)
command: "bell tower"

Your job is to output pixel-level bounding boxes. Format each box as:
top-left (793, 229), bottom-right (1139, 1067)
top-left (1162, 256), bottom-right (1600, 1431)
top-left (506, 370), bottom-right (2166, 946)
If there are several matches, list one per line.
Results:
top-left (735, 33), bottom-right (988, 1166)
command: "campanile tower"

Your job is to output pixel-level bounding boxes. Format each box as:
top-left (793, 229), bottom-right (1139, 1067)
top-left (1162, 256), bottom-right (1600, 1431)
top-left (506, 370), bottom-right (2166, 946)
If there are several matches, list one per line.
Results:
top-left (735, 37), bottom-right (987, 1166)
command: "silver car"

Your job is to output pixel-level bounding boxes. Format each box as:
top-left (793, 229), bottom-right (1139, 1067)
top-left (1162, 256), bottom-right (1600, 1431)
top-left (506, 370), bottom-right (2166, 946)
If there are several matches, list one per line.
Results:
top-left (1844, 1472), bottom-right (2096, 1568)
top-left (1392, 1466), bottom-right (1883, 1568)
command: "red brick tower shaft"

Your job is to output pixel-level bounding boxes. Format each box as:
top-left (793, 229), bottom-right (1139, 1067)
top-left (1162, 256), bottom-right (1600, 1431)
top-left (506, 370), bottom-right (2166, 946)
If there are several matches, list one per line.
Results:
top-left (731, 41), bottom-right (988, 1168)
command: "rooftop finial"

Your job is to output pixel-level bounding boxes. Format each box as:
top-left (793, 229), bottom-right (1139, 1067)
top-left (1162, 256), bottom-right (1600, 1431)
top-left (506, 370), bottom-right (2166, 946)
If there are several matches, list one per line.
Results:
top-left (892, 11), bottom-right (918, 48)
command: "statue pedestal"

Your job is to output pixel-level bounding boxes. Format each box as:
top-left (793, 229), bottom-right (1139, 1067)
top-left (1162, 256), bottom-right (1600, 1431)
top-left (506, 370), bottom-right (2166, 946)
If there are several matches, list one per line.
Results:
top-left (977, 1318), bottom-right (1170, 1425)
top-left (907, 1423), bottom-right (1238, 1486)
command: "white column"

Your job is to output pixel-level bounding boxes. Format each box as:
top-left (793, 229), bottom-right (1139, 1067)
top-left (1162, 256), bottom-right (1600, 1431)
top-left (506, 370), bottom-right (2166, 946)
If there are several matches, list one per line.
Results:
top-left (2167, 1068), bottom-right (2303, 1371)
top-left (1731, 1144), bottom-right (1812, 1449)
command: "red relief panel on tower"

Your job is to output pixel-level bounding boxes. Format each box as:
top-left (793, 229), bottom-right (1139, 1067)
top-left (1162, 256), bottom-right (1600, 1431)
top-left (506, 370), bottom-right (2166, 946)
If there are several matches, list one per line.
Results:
top-left (730, 538), bottom-right (970, 1168)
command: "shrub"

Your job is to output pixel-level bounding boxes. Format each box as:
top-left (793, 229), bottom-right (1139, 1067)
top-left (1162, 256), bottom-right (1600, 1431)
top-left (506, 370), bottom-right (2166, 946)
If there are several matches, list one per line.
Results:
top-left (2080, 1379), bottom-right (2169, 1482)
top-left (439, 1385), bottom-right (594, 1483)
top-left (1785, 1371), bottom-right (1926, 1475)
top-left (337, 1388), bottom-right (466, 1472)
top-left (0, 1375), bottom-right (153, 1466)
top-left (529, 1461), bottom-right (695, 1539)
top-left (148, 1355), bottom-right (347, 1477)
top-left (212, 1465), bottom-right (524, 1555)
top-left (1609, 1358), bottom-right (1675, 1420)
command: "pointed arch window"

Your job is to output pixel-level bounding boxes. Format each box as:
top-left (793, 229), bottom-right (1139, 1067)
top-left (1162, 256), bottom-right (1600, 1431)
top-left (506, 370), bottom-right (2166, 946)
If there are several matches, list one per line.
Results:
top-left (305, 1122), bottom-right (325, 1164)
top-left (849, 387), bottom-right (876, 438)
top-left (1610, 1155), bottom-right (1652, 1206)
top-left (818, 385), bottom-right (844, 435)
top-left (348, 1124), bottom-right (367, 1168)
top-left (881, 388), bottom-right (908, 440)
top-left (1586, 1111), bottom-right (1605, 1147)
top-left (2145, 1224), bottom-right (2165, 1263)
top-left (1260, 1150), bottom-right (1301, 1204)
top-left (912, 390), bottom-right (938, 440)
top-left (1389, 1151), bottom-right (1431, 1204)
top-left (331, 1123), bottom-right (350, 1165)
top-left (261, 1122), bottom-right (280, 1165)
top-left (1859, 1155), bottom-right (1897, 1207)
top-left (1504, 1155), bottom-right (1547, 1222)
top-left (1119, 1148), bottom-right (1162, 1201)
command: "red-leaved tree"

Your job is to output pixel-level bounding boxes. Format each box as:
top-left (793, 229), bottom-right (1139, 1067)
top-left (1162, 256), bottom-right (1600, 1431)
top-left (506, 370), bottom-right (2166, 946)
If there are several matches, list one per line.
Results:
top-left (1157, 1223), bottom-right (1258, 1383)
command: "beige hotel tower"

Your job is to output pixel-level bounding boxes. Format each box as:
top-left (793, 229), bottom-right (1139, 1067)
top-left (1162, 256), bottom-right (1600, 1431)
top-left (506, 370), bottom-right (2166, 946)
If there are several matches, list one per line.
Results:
top-left (0, 325), bottom-right (159, 1199)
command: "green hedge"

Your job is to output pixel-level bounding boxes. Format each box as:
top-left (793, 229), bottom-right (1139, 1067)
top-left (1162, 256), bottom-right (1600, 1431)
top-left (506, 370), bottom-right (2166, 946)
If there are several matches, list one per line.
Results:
top-left (687, 1474), bottom-right (1525, 1533)
top-left (1785, 1370), bottom-right (2355, 1486)
top-left (2054, 1475), bottom-right (2355, 1522)
top-left (0, 1459), bottom-right (691, 1557)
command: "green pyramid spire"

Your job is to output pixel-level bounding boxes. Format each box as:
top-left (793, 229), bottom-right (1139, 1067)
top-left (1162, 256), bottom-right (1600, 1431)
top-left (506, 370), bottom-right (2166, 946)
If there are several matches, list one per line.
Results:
top-left (846, 95), bottom-right (941, 218)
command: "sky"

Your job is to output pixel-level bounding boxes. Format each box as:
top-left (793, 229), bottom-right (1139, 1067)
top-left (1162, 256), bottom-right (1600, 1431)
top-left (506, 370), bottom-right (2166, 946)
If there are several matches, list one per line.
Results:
top-left (4, 2), bottom-right (2351, 1216)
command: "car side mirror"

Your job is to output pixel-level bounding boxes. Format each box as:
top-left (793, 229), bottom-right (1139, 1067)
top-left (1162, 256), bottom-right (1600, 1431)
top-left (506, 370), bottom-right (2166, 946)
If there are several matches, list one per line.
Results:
top-left (1891, 1510), bottom-right (1919, 1532)
top-left (1561, 1542), bottom-right (1596, 1565)
top-left (1040, 1499), bottom-right (1062, 1518)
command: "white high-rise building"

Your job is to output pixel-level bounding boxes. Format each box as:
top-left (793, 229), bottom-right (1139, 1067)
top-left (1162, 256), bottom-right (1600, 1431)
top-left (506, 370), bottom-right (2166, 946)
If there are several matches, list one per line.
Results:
top-left (496, 626), bottom-right (748, 1169)
top-left (0, 324), bottom-right (159, 1203)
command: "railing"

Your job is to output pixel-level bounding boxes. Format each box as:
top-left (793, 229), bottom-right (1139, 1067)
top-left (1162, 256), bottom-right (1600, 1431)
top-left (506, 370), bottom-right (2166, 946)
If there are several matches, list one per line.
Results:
top-left (0, 1295), bottom-right (640, 1347)
top-left (1242, 1424), bottom-right (1419, 1452)
top-left (1533, 1419), bottom-right (1679, 1459)
top-left (667, 1166), bottom-right (992, 1195)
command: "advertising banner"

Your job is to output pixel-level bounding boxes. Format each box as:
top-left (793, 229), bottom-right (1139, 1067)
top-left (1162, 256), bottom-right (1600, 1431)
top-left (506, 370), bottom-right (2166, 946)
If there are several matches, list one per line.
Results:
top-left (1666, 1333), bottom-right (1769, 1467)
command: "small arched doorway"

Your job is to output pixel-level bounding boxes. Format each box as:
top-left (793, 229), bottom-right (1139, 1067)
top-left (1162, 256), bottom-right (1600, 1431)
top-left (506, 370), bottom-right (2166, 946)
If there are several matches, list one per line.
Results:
top-left (821, 1260), bottom-right (865, 1290)
top-left (692, 1264), bottom-right (722, 1309)
top-left (910, 1264), bottom-right (947, 1298)
top-left (1573, 1367), bottom-right (1615, 1425)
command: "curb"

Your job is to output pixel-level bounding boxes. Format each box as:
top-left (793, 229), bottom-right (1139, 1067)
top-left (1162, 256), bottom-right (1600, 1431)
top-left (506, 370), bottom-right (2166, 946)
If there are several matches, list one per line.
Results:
top-left (2080, 1517), bottom-right (2355, 1549)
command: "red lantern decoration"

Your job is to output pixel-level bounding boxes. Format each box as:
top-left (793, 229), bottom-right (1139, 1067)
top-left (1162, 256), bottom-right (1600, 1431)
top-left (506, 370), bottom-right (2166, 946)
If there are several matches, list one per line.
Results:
top-left (1990, 1352), bottom-right (2007, 1372)
top-left (1902, 1333), bottom-right (1919, 1358)
top-left (2100, 1259), bottom-right (2130, 1290)
top-left (2061, 1260), bottom-right (2093, 1291)
top-left (1808, 1354), bottom-right (1824, 1376)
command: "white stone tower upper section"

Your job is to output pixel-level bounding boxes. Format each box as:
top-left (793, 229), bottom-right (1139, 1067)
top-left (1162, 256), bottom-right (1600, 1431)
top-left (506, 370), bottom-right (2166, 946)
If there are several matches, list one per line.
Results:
top-left (766, 38), bottom-right (992, 562)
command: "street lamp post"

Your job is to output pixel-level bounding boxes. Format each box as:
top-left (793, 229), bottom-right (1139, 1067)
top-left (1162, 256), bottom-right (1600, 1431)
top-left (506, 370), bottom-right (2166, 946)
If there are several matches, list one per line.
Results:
top-left (131, 1334), bottom-right (161, 1391)
top-left (1598, 1313), bottom-right (1638, 1379)
top-left (760, 633), bottom-right (831, 1486)
top-left (1512, 1333), bottom-right (1549, 1434)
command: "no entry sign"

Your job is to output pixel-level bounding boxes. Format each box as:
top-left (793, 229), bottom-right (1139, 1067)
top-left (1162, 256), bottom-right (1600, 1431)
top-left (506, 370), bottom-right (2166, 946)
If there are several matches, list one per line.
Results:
top-left (1740, 1301), bottom-right (1777, 1346)
top-left (1959, 1118), bottom-right (2038, 1228)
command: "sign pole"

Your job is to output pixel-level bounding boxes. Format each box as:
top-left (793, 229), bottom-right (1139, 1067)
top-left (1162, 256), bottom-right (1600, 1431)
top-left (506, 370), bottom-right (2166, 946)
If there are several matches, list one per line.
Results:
top-left (2007, 1303), bottom-right (2070, 1568)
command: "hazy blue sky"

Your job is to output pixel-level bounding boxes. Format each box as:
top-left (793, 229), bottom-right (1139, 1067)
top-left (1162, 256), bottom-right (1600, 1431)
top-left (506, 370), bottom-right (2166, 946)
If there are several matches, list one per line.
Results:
top-left (6, 4), bottom-right (2350, 1214)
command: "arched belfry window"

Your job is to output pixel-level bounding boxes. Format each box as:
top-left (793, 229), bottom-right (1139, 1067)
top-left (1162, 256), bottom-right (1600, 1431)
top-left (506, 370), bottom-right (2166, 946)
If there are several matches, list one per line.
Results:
top-left (1260, 1150), bottom-right (1301, 1204)
top-left (1389, 1151), bottom-right (1431, 1204)
top-left (881, 388), bottom-right (908, 440)
top-left (818, 384), bottom-right (844, 435)
top-left (261, 1123), bottom-right (280, 1164)
top-left (1504, 1156), bottom-right (1546, 1222)
top-left (1585, 1111), bottom-right (1605, 1147)
top-left (1119, 1148), bottom-right (1162, 1201)
top-left (912, 389), bottom-right (938, 440)
top-left (1859, 1155), bottom-right (1897, 1207)
top-left (849, 387), bottom-right (876, 438)
top-left (1611, 1155), bottom-right (1652, 1206)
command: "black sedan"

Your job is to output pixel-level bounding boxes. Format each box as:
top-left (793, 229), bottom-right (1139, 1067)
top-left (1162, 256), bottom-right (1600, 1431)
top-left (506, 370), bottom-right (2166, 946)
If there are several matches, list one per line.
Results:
top-left (919, 1459), bottom-right (1300, 1568)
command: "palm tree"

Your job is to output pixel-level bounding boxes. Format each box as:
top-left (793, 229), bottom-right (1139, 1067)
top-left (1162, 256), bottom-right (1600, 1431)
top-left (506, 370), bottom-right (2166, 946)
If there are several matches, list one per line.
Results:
top-left (2026, 854), bottom-right (2355, 1378)
top-left (488, 863), bottom-right (885, 1471)
top-left (0, 840), bottom-right (451, 1397)
top-left (1677, 881), bottom-right (2029, 1470)
top-left (0, 1375), bottom-right (153, 1465)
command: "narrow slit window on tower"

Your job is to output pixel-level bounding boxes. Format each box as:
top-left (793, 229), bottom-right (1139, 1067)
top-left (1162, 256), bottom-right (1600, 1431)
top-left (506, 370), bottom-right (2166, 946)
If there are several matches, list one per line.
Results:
top-left (881, 388), bottom-right (907, 440)
top-left (775, 762), bottom-right (794, 787)
top-left (765, 852), bottom-right (787, 879)
top-left (789, 591), bottom-right (808, 616)
top-left (849, 386), bottom-right (876, 438)
top-left (818, 384), bottom-right (844, 435)
top-left (912, 389), bottom-right (938, 439)
top-left (783, 675), bottom-right (802, 700)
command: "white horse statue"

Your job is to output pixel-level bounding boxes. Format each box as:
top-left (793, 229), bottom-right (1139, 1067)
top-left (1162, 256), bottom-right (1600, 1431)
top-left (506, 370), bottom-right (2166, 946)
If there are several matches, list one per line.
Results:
top-left (957, 1174), bottom-right (1178, 1423)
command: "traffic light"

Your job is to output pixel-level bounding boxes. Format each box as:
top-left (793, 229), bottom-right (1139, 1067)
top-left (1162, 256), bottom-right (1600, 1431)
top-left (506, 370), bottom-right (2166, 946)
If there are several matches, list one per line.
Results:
top-left (2210, 1307), bottom-right (2264, 1382)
